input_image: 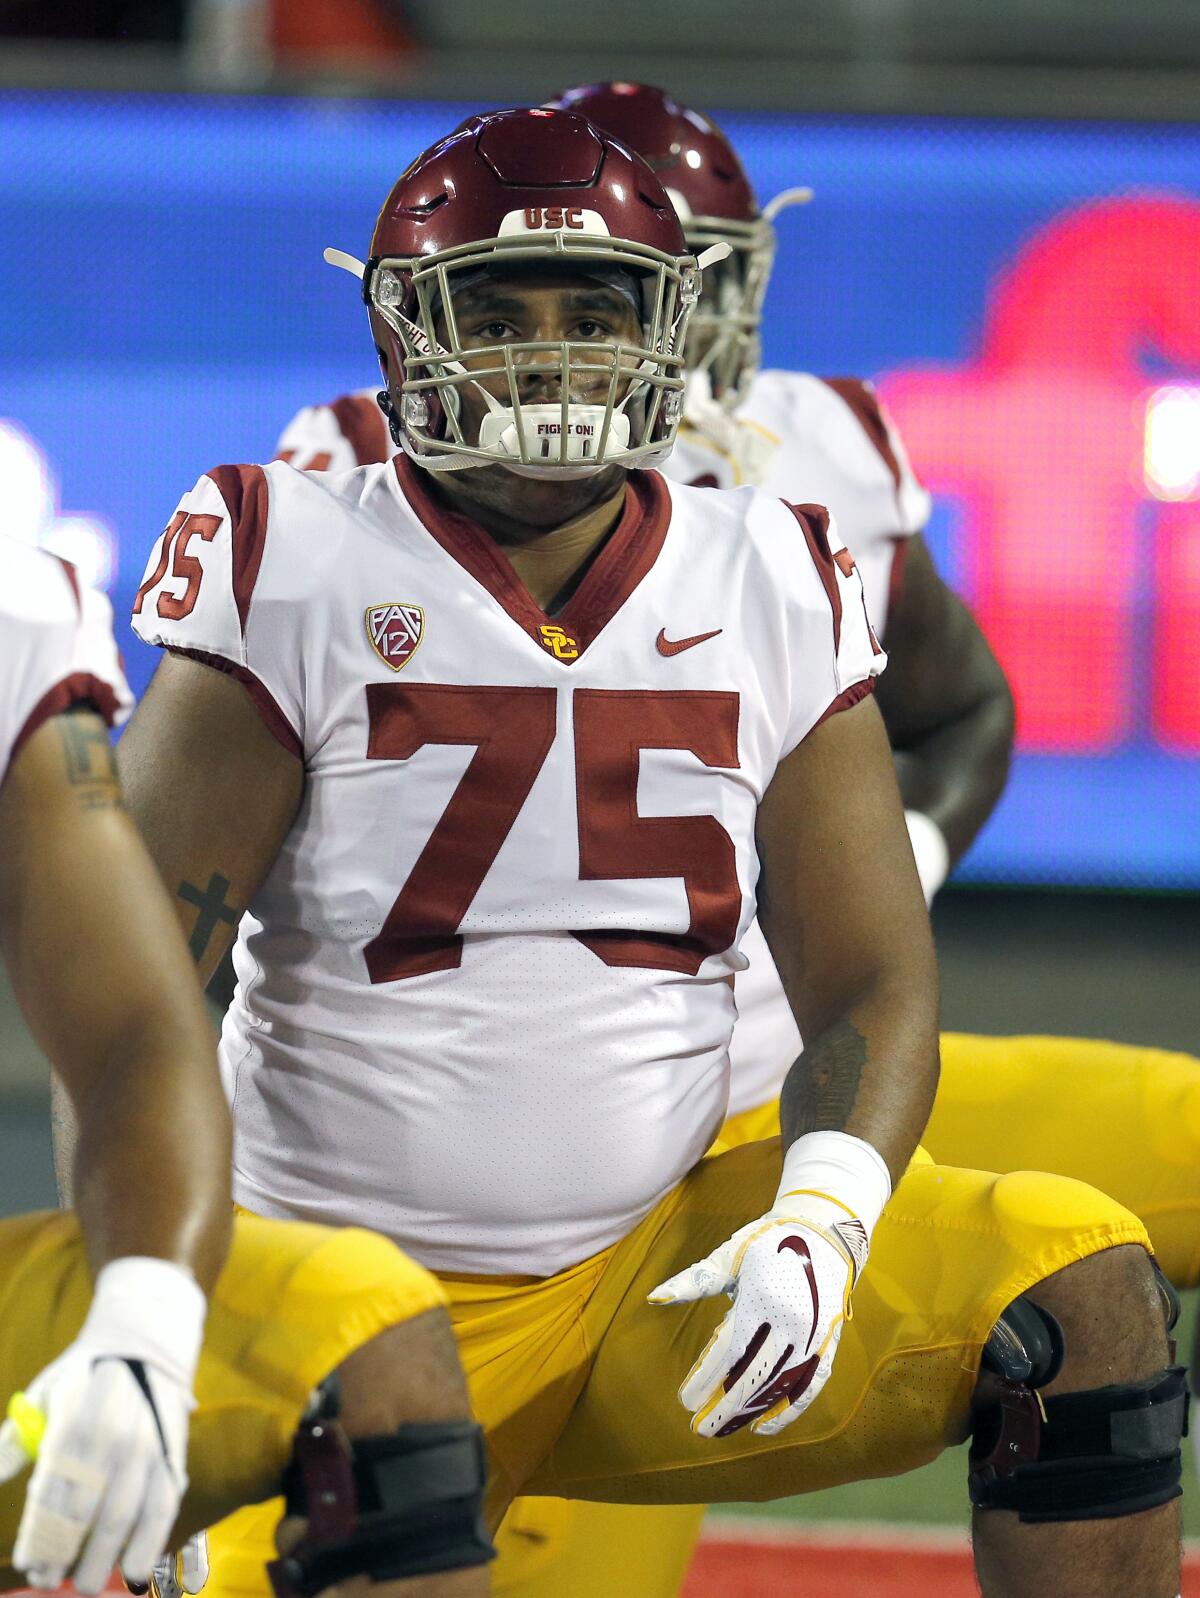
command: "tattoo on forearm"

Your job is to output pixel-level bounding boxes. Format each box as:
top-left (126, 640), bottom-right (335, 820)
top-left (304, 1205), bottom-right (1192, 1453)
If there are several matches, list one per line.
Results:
top-left (56, 713), bottom-right (118, 810)
top-left (178, 872), bottom-right (240, 962)
top-left (780, 1018), bottom-right (868, 1142)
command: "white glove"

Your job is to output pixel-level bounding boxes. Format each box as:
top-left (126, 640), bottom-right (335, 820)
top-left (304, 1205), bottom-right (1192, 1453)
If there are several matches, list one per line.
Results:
top-left (649, 1131), bottom-right (890, 1438)
top-left (0, 1256), bottom-right (207, 1595)
top-left (904, 810), bottom-right (950, 906)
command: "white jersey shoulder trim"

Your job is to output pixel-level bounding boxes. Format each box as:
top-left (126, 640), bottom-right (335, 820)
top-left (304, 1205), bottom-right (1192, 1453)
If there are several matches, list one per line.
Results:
top-left (131, 459), bottom-right (419, 761)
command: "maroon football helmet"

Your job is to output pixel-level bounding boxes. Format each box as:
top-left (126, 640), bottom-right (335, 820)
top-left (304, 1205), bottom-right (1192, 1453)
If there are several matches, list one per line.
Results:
top-left (549, 84), bottom-right (811, 408)
top-left (326, 107), bottom-right (722, 476)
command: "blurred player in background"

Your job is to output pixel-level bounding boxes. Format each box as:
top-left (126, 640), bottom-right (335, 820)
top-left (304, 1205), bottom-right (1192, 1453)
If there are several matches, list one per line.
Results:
top-left (115, 107), bottom-right (1181, 1598)
top-left (271, 85), bottom-right (1200, 1598)
top-left (0, 536), bottom-right (492, 1596)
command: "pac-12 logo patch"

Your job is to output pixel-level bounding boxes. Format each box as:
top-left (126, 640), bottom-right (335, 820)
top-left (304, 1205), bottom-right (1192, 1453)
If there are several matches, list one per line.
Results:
top-left (366, 602), bottom-right (424, 671)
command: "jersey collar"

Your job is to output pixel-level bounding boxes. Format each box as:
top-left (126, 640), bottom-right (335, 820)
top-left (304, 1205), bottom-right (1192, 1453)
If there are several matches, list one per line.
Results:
top-left (391, 455), bottom-right (670, 665)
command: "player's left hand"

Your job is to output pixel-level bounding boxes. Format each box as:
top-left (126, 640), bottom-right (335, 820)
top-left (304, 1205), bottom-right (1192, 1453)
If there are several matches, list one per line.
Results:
top-left (648, 1131), bottom-right (891, 1439)
top-left (0, 1256), bottom-right (206, 1595)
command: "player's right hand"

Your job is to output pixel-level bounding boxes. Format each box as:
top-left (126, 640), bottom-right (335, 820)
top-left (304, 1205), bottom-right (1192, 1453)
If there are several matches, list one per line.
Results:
top-left (0, 1256), bottom-right (207, 1596)
top-left (649, 1131), bottom-right (892, 1439)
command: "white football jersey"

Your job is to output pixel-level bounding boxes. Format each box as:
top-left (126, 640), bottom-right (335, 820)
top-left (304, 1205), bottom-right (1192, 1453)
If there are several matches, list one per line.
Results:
top-left (272, 370), bottom-right (929, 1122)
top-left (1, 536), bottom-right (131, 784)
top-left (131, 456), bottom-right (883, 1275)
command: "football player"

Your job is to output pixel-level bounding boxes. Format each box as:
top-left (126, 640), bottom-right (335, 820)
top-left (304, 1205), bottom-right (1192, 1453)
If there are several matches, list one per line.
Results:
top-left (269, 90), bottom-right (1200, 1595)
top-left (115, 109), bottom-right (1180, 1598)
top-left (0, 537), bottom-right (492, 1596)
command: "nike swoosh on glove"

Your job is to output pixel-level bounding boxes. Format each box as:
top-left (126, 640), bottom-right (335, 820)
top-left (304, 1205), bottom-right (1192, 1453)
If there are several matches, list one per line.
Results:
top-left (0, 1257), bottom-right (207, 1596)
top-left (649, 1130), bottom-right (891, 1439)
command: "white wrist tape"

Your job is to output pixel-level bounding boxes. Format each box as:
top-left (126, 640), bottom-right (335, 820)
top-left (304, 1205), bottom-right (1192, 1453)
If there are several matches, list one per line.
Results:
top-left (776, 1130), bottom-right (892, 1242)
top-left (904, 809), bottom-right (950, 905)
top-left (80, 1257), bottom-right (207, 1391)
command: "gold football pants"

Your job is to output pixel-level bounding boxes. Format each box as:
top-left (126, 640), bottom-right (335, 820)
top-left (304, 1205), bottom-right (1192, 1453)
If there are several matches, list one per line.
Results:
top-left (206, 1092), bottom-right (1149, 1598)
top-left (489, 1031), bottom-right (1200, 1598)
top-left (0, 1210), bottom-right (443, 1589)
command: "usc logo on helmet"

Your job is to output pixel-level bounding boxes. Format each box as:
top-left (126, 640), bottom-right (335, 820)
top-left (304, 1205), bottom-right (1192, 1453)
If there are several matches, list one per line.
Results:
top-left (539, 624), bottom-right (579, 660)
top-left (524, 206), bottom-right (586, 230)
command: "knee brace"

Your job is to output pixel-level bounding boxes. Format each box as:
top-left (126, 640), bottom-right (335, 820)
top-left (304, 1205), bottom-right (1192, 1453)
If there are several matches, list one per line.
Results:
top-left (267, 1379), bottom-right (495, 1597)
top-left (969, 1296), bottom-right (1190, 1523)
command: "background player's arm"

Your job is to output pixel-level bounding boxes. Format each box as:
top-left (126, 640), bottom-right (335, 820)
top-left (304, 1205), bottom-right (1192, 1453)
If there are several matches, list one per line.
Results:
top-left (117, 650), bottom-right (304, 989)
top-left (0, 707), bottom-right (231, 1289)
top-left (758, 694), bottom-right (940, 1184)
top-left (875, 533), bottom-right (1015, 864)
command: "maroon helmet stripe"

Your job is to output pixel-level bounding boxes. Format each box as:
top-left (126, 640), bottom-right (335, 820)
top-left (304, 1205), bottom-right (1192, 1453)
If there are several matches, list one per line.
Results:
top-left (207, 464), bottom-right (270, 637)
top-left (330, 394), bottom-right (391, 467)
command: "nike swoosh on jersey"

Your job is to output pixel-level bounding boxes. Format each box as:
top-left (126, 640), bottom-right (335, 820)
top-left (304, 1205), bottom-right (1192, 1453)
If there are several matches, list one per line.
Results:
top-left (656, 627), bottom-right (723, 656)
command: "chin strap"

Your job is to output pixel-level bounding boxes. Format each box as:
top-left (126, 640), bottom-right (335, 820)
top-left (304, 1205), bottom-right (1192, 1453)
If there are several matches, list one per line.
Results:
top-left (323, 248), bottom-right (366, 279)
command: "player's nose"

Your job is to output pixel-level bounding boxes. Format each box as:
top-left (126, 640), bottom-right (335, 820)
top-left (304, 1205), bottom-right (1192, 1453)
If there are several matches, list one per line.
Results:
top-left (515, 345), bottom-right (608, 403)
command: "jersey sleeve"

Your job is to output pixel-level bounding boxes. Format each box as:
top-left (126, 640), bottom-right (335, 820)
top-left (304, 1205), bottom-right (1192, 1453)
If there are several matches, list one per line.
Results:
top-left (2, 551), bottom-right (133, 784)
top-left (130, 466), bottom-right (303, 758)
top-left (274, 393), bottom-right (391, 472)
top-left (778, 501), bottom-right (887, 757)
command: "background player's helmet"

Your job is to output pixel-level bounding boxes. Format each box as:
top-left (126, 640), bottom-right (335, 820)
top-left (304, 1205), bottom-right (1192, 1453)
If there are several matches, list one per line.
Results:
top-left (549, 83), bottom-right (811, 411)
top-left (327, 107), bottom-right (725, 476)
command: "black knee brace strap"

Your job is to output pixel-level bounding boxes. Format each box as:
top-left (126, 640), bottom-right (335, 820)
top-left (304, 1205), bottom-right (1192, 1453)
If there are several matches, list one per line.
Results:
top-left (267, 1405), bottom-right (495, 1597)
top-left (970, 1365), bottom-right (1189, 1523)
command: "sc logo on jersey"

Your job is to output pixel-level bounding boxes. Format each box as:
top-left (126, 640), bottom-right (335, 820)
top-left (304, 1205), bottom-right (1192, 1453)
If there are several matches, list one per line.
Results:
top-left (539, 623), bottom-right (579, 660)
top-left (366, 602), bottom-right (425, 671)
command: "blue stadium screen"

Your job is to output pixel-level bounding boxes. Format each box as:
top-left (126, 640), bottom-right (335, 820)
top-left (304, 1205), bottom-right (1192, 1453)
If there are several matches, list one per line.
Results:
top-left (1, 93), bottom-right (1197, 886)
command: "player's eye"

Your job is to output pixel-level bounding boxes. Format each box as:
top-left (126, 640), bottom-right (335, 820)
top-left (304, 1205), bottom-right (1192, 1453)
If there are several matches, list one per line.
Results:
top-left (574, 319), bottom-right (610, 339)
top-left (473, 320), bottom-right (516, 340)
